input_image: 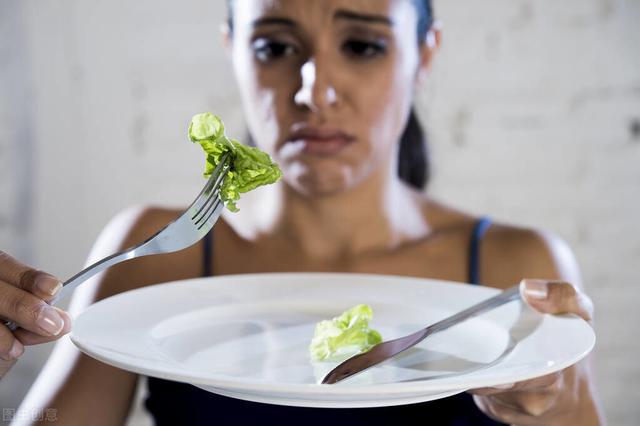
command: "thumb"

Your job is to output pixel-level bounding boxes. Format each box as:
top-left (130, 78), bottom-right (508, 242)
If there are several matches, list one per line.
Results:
top-left (519, 279), bottom-right (593, 322)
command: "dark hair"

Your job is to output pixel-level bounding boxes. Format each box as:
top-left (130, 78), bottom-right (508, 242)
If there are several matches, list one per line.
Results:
top-left (399, 0), bottom-right (433, 190)
top-left (227, 0), bottom-right (434, 190)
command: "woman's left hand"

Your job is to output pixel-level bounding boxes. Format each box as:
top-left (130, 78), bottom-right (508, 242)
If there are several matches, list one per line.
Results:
top-left (469, 279), bottom-right (602, 426)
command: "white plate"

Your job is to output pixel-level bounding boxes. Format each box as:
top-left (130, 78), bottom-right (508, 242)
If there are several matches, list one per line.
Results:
top-left (71, 273), bottom-right (595, 408)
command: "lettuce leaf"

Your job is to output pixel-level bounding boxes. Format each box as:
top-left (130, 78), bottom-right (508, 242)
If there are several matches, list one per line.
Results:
top-left (309, 304), bottom-right (382, 362)
top-left (189, 112), bottom-right (282, 212)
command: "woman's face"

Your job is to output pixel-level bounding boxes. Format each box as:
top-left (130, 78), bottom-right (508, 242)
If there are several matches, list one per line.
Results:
top-left (229, 0), bottom-right (429, 196)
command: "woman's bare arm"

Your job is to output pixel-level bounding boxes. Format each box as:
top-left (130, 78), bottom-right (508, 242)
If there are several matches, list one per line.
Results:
top-left (472, 224), bottom-right (606, 425)
top-left (15, 206), bottom-right (201, 425)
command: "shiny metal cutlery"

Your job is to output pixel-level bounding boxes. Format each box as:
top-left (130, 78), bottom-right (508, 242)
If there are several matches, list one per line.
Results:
top-left (3, 153), bottom-right (231, 331)
top-left (322, 285), bottom-right (522, 384)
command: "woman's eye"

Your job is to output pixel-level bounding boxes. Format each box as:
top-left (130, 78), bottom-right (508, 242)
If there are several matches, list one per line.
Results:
top-left (342, 40), bottom-right (387, 59)
top-left (251, 38), bottom-right (297, 62)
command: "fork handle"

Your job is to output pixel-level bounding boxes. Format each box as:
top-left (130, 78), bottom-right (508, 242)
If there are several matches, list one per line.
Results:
top-left (2, 218), bottom-right (183, 331)
top-left (60, 247), bottom-right (140, 294)
top-left (2, 246), bottom-right (139, 332)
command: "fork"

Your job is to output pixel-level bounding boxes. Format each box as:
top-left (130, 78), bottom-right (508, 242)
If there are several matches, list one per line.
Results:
top-left (322, 285), bottom-right (522, 384)
top-left (3, 153), bottom-right (232, 332)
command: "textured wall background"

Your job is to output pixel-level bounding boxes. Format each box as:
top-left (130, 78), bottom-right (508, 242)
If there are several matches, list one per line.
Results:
top-left (1, 0), bottom-right (638, 424)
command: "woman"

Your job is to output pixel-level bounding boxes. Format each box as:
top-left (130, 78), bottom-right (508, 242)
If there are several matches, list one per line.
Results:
top-left (1, 0), bottom-right (604, 424)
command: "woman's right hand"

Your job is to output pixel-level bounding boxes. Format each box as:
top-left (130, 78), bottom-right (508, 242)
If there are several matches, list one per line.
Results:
top-left (0, 251), bottom-right (72, 378)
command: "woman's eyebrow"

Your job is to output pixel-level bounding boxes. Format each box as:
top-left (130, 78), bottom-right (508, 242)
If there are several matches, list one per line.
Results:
top-left (333, 9), bottom-right (393, 26)
top-left (252, 16), bottom-right (296, 28)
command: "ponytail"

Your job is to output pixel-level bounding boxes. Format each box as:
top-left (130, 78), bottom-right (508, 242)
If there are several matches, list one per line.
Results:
top-left (398, 108), bottom-right (429, 190)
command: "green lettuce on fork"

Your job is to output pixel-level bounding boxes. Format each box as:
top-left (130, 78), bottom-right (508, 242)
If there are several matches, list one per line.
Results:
top-left (189, 112), bottom-right (282, 212)
top-left (310, 304), bottom-right (383, 362)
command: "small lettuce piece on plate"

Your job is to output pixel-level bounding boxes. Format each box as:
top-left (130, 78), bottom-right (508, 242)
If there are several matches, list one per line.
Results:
top-left (189, 112), bottom-right (282, 212)
top-left (310, 304), bottom-right (383, 362)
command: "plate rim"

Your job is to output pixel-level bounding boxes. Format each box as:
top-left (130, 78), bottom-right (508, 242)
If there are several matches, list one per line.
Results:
top-left (70, 272), bottom-right (596, 397)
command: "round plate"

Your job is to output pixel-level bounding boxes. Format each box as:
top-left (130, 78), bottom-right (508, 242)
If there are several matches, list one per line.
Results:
top-left (70, 273), bottom-right (595, 408)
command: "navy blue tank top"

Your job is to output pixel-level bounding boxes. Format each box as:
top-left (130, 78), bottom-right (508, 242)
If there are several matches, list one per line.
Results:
top-left (145, 217), bottom-right (504, 425)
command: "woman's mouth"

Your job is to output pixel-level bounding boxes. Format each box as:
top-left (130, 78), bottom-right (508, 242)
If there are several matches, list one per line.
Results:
top-left (286, 127), bottom-right (355, 156)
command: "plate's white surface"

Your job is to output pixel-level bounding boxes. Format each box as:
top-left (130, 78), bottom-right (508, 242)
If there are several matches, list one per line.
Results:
top-left (71, 273), bottom-right (595, 408)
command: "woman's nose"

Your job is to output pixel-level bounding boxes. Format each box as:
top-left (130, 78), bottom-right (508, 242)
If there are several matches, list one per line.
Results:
top-left (294, 60), bottom-right (337, 112)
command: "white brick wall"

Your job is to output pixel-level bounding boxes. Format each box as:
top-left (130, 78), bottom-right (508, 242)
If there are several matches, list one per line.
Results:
top-left (425, 3), bottom-right (640, 423)
top-left (1, 0), bottom-right (638, 424)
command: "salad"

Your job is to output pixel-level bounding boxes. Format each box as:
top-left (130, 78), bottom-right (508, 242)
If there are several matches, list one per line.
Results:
top-left (189, 112), bottom-right (282, 211)
top-left (309, 304), bottom-right (382, 362)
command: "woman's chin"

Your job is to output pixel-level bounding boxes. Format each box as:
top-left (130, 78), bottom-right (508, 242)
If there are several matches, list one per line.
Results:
top-left (283, 162), bottom-right (361, 198)
top-left (286, 175), bottom-right (349, 198)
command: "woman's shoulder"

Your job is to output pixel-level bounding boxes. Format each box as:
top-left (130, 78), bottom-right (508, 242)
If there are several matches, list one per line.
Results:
top-left (92, 205), bottom-right (186, 260)
top-left (417, 196), bottom-right (581, 289)
top-left (103, 205), bottom-right (182, 241)
top-left (416, 195), bottom-right (477, 233)
top-left (481, 221), bottom-right (581, 289)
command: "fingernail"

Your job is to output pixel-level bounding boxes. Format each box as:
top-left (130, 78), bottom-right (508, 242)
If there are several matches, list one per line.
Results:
top-left (521, 279), bottom-right (548, 300)
top-left (493, 382), bottom-right (515, 390)
top-left (35, 275), bottom-right (62, 297)
top-left (36, 306), bottom-right (65, 336)
top-left (9, 340), bottom-right (24, 359)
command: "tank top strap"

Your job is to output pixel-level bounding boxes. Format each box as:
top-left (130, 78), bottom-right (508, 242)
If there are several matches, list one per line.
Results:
top-left (468, 217), bottom-right (492, 285)
top-left (202, 229), bottom-right (213, 277)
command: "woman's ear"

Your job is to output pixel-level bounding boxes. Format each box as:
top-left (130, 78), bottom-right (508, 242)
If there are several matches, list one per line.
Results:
top-left (416, 22), bottom-right (442, 86)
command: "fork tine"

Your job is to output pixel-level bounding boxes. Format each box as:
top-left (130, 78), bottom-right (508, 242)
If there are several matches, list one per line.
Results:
top-left (192, 181), bottom-right (220, 223)
top-left (197, 196), bottom-right (224, 230)
top-left (190, 154), bottom-right (230, 221)
top-left (190, 178), bottom-right (218, 220)
top-left (193, 190), bottom-right (219, 227)
top-left (192, 168), bottom-right (227, 225)
top-left (191, 169), bottom-right (223, 219)
top-left (190, 174), bottom-right (221, 218)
